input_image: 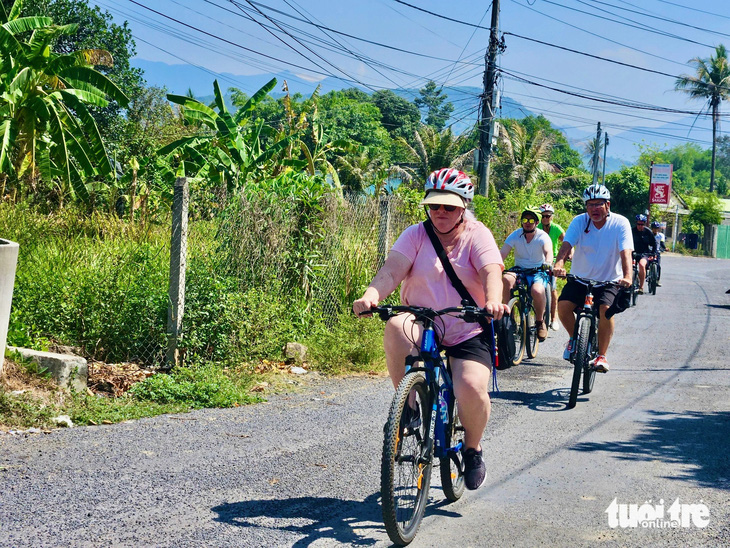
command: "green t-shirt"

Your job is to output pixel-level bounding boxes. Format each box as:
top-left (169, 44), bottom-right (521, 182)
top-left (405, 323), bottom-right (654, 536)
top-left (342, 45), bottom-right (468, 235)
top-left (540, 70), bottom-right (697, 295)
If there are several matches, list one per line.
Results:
top-left (537, 222), bottom-right (565, 257)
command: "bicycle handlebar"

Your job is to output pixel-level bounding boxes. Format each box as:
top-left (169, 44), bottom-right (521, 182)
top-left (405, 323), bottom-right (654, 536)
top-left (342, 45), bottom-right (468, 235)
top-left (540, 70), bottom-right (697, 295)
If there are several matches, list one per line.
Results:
top-left (360, 304), bottom-right (493, 323)
top-left (566, 274), bottom-right (620, 288)
top-left (506, 264), bottom-right (552, 276)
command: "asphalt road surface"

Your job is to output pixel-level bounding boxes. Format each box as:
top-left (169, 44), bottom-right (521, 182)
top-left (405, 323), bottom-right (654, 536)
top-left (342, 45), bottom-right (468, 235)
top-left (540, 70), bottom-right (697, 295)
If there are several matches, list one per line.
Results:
top-left (1, 254), bottom-right (728, 547)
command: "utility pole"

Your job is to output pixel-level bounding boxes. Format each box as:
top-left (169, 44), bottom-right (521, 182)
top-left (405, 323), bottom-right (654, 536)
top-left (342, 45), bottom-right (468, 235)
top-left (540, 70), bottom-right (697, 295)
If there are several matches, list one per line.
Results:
top-left (591, 122), bottom-right (602, 184)
top-left (477, 0), bottom-right (501, 197)
top-left (601, 132), bottom-right (609, 183)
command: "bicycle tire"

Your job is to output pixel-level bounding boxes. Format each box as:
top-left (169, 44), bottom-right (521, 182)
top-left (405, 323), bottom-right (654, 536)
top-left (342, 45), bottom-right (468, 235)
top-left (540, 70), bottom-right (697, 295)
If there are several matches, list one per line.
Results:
top-left (526, 304), bottom-right (539, 359)
top-left (568, 317), bottom-right (591, 408)
top-left (631, 265), bottom-right (639, 306)
top-left (381, 371), bottom-right (433, 545)
top-left (648, 264), bottom-right (657, 295)
top-left (439, 398), bottom-right (465, 502)
top-left (582, 318), bottom-right (598, 395)
top-left (543, 288), bottom-right (552, 328)
top-left (507, 297), bottom-right (525, 366)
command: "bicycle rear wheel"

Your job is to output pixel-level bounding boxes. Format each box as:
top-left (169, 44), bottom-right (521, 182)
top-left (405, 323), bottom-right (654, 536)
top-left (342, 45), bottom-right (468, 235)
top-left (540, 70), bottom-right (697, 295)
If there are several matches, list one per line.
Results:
top-left (439, 398), bottom-right (465, 502)
top-left (526, 304), bottom-right (539, 359)
top-left (631, 266), bottom-right (639, 306)
top-left (382, 371), bottom-right (433, 545)
top-left (582, 319), bottom-right (598, 395)
top-left (568, 317), bottom-right (592, 408)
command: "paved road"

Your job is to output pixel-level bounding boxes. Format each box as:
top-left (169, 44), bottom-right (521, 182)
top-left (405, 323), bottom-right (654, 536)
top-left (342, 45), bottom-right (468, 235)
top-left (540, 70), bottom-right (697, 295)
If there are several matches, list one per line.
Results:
top-left (1, 254), bottom-right (728, 547)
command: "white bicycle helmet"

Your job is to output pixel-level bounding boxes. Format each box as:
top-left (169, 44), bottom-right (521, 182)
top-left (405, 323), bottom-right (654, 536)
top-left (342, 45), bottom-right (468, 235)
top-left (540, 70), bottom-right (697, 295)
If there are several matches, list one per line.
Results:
top-left (582, 183), bottom-right (611, 202)
top-left (539, 203), bottom-right (555, 214)
top-left (424, 168), bottom-right (474, 203)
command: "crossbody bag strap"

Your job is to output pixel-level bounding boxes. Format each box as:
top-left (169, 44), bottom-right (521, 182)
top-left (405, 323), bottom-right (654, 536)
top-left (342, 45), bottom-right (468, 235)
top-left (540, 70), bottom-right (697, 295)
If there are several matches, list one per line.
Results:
top-left (423, 219), bottom-right (475, 306)
top-left (423, 219), bottom-right (498, 379)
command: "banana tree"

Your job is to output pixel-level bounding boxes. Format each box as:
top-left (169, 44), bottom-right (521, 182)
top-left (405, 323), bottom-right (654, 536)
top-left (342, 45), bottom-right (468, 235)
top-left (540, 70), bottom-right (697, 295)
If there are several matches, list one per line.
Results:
top-left (0, 0), bottom-right (128, 202)
top-left (160, 78), bottom-right (297, 190)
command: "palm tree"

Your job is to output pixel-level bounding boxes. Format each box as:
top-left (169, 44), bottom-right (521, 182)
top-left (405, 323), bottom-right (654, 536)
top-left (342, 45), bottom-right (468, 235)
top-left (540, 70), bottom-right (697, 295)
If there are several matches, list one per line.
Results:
top-left (0, 1), bottom-right (128, 202)
top-left (675, 44), bottom-right (730, 193)
top-left (495, 121), bottom-right (555, 191)
top-left (393, 125), bottom-right (472, 186)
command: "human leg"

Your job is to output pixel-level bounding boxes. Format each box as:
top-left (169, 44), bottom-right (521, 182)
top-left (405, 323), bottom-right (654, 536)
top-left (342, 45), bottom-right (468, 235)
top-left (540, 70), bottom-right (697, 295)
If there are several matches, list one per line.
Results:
top-left (502, 272), bottom-right (516, 304)
top-left (638, 258), bottom-right (648, 290)
top-left (597, 304), bottom-right (615, 356)
top-left (530, 281), bottom-right (548, 339)
top-left (450, 357), bottom-right (491, 451)
top-left (383, 313), bottom-right (421, 389)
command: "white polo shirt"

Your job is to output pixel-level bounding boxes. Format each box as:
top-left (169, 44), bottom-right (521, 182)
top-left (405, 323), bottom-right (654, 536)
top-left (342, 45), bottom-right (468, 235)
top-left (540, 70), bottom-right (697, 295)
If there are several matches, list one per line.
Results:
top-left (564, 212), bottom-right (633, 281)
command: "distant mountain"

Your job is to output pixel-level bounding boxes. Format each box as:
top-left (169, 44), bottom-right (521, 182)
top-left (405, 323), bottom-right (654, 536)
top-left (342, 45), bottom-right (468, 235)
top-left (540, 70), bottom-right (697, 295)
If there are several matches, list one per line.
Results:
top-left (133, 59), bottom-right (633, 172)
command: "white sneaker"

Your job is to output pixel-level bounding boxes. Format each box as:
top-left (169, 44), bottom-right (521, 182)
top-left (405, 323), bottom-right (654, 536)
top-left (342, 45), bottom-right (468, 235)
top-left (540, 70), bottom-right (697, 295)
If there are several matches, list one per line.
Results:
top-left (550, 321), bottom-right (559, 331)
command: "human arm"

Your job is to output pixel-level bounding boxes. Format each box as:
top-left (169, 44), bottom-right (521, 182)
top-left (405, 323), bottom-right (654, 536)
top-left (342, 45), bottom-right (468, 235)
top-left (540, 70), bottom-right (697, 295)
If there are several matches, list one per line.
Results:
top-left (479, 263), bottom-right (509, 320)
top-left (618, 248), bottom-right (633, 287)
top-left (499, 243), bottom-right (512, 261)
top-left (542, 234), bottom-right (553, 266)
top-left (552, 240), bottom-right (573, 277)
top-left (352, 251), bottom-right (411, 316)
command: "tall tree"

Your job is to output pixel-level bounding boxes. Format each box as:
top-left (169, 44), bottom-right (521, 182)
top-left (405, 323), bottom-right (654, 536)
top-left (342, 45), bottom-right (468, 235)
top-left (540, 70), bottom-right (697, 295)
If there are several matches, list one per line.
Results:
top-left (393, 125), bottom-right (472, 185)
top-left (675, 44), bottom-right (730, 193)
top-left (414, 81), bottom-right (454, 131)
top-left (371, 89), bottom-right (420, 140)
top-left (494, 121), bottom-right (555, 191)
top-left (0, 0), bottom-right (128, 202)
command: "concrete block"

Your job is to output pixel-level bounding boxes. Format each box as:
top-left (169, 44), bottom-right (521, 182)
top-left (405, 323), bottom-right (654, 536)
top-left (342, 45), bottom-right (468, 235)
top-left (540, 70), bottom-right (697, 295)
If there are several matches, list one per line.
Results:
top-left (8, 346), bottom-right (88, 392)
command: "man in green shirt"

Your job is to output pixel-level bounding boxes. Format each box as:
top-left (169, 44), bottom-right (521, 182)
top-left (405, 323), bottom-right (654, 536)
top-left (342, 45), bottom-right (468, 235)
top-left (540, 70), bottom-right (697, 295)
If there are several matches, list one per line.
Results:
top-left (537, 204), bottom-right (565, 330)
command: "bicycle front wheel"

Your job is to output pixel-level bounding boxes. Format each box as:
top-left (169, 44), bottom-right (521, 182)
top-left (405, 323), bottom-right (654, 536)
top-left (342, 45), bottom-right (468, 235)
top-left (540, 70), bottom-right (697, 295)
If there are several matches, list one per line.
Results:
top-left (439, 398), bottom-right (465, 502)
top-left (568, 317), bottom-right (592, 408)
top-left (507, 297), bottom-right (525, 366)
top-left (582, 319), bottom-right (598, 395)
top-left (648, 264), bottom-right (658, 295)
top-left (526, 304), bottom-right (539, 359)
top-left (382, 371), bottom-right (433, 545)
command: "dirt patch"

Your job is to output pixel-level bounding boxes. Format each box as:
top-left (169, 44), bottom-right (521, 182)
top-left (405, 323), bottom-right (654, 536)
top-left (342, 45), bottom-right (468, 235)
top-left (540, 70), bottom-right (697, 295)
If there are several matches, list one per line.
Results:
top-left (1, 357), bottom-right (60, 401)
top-left (87, 361), bottom-right (154, 397)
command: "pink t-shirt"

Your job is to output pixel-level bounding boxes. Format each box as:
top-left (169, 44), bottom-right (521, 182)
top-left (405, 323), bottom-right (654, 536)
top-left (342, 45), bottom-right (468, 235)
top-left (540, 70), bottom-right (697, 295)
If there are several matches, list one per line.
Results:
top-left (390, 219), bottom-right (503, 346)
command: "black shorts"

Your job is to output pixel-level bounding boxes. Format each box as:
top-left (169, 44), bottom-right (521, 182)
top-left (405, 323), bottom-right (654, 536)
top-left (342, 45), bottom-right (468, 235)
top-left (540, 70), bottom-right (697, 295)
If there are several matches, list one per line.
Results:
top-left (558, 279), bottom-right (621, 309)
top-left (442, 334), bottom-right (493, 368)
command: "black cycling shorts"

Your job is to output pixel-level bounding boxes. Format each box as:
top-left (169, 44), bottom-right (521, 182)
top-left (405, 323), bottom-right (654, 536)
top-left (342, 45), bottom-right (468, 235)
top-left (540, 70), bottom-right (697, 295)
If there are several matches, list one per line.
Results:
top-left (442, 334), bottom-right (493, 368)
top-left (558, 279), bottom-right (621, 309)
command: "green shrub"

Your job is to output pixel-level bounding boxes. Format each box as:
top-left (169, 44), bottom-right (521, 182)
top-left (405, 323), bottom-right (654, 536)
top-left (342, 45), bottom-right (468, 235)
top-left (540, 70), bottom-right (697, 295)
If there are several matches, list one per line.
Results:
top-left (130, 365), bottom-right (261, 408)
top-left (305, 312), bottom-right (385, 374)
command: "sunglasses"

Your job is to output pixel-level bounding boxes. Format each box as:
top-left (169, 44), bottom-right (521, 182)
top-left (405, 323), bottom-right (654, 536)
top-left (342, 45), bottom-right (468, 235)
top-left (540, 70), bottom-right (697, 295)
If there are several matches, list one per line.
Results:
top-left (521, 218), bottom-right (537, 224)
top-left (428, 204), bottom-right (458, 212)
top-left (637, 222), bottom-right (645, 225)
top-left (541, 214), bottom-right (552, 218)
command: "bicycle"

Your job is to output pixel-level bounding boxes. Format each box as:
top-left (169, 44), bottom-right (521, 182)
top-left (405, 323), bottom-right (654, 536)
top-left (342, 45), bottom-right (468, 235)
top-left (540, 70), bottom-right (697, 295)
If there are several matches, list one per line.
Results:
top-left (564, 274), bottom-right (619, 409)
top-left (646, 254), bottom-right (659, 295)
top-left (505, 265), bottom-right (551, 364)
top-left (365, 304), bottom-right (493, 545)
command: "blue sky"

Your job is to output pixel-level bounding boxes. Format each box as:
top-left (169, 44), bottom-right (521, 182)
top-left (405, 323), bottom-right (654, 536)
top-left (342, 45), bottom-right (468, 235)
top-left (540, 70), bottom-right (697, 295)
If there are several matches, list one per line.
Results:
top-left (95, 0), bottom-right (730, 159)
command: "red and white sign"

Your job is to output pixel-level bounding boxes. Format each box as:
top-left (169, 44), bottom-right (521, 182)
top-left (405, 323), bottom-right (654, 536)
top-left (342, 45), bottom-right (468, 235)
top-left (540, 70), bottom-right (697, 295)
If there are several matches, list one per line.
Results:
top-left (650, 163), bottom-right (672, 205)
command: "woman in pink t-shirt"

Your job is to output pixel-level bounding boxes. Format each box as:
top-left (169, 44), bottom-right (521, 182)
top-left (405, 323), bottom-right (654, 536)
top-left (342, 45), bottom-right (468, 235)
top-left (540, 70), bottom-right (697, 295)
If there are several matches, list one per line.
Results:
top-left (353, 168), bottom-right (507, 491)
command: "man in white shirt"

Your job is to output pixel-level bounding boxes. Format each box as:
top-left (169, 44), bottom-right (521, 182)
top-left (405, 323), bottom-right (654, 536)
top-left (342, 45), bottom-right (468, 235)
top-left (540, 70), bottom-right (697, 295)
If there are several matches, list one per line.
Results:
top-left (501, 208), bottom-right (553, 341)
top-left (552, 185), bottom-right (633, 372)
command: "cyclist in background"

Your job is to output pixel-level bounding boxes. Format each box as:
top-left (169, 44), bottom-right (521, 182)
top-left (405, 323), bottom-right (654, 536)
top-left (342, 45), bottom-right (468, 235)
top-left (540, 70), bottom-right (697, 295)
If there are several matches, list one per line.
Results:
top-left (353, 168), bottom-right (508, 490)
top-left (651, 221), bottom-right (666, 287)
top-left (631, 214), bottom-right (656, 295)
top-left (552, 184), bottom-right (633, 373)
top-left (500, 208), bottom-right (553, 341)
top-left (537, 203), bottom-right (565, 331)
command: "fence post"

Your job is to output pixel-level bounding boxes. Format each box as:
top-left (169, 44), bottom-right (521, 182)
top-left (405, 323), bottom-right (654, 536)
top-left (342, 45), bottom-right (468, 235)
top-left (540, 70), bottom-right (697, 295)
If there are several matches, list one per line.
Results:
top-left (166, 177), bottom-right (189, 369)
top-left (377, 196), bottom-right (391, 268)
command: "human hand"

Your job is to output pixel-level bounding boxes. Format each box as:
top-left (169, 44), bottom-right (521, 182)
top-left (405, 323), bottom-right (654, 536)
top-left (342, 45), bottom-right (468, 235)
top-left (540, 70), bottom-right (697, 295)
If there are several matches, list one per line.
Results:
top-left (617, 276), bottom-right (632, 288)
top-left (352, 290), bottom-right (379, 317)
top-left (484, 301), bottom-right (509, 321)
